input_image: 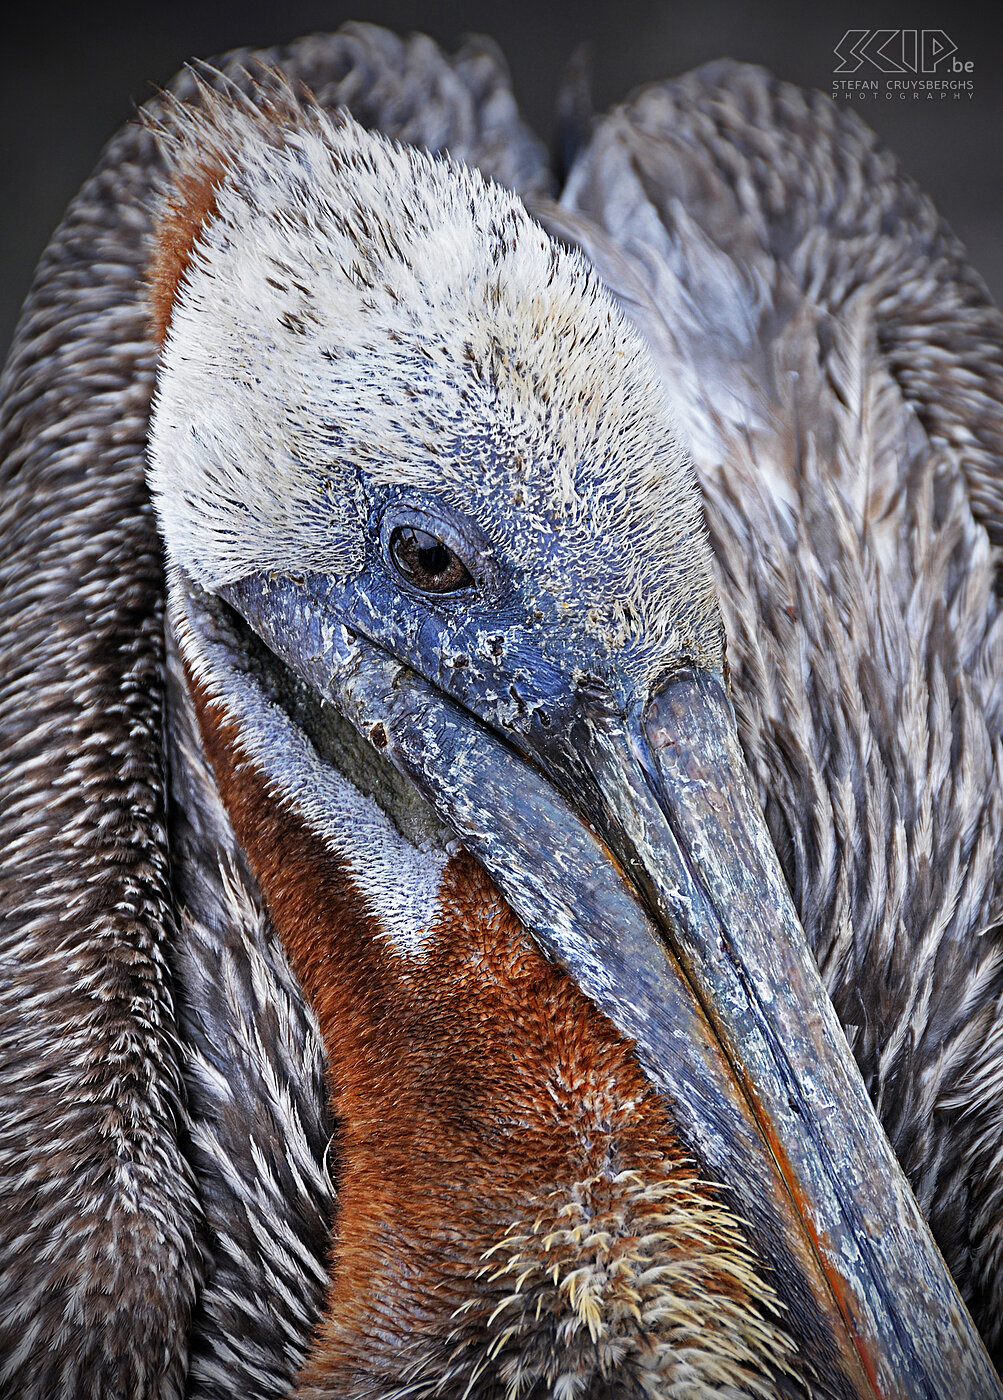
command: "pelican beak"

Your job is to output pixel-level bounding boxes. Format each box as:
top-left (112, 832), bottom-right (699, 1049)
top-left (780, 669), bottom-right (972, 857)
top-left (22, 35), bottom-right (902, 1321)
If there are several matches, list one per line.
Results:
top-left (216, 574), bottom-right (1000, 1400)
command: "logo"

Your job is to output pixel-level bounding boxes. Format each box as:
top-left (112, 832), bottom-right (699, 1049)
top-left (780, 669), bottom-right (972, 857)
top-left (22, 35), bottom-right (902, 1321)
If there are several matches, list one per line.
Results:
top-left (834, 30), bottom-right (972, 73)
top-left (832, 28), bottom-right (974, 100)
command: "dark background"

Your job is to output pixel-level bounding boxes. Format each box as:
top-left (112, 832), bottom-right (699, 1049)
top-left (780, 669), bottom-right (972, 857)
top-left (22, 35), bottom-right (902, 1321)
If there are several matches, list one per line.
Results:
top-left (2, 1), bottom-right (1000, 363)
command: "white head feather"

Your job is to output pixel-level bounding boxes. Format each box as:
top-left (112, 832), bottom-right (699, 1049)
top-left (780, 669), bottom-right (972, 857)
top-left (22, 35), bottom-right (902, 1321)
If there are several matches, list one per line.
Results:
top-left (148, 85), bottom-right (722, 682)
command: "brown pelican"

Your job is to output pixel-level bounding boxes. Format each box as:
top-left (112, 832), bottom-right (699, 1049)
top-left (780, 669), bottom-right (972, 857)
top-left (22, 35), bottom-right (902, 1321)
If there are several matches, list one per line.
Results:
top-left (2, 21), bottom-right (1002, 1400)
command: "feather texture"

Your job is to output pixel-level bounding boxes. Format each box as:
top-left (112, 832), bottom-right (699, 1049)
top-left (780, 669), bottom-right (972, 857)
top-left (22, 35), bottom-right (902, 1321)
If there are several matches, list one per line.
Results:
top-left (546, 60), bottom-right (1003, 1344)
top-left (0, 26), bottom-right (548, 1400)
top-left (2, 26), bottom-right (1002, 1398)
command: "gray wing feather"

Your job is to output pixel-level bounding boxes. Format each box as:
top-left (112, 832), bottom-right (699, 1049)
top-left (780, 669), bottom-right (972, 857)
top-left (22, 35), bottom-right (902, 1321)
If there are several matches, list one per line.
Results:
top-left (0, 25), bottom-right (548, 1400)
top-left (164, 636), bottom-right (335, 1400)
top-left (0, 108), bottom-right (202, 1400)
top-left (545, 59), bottom-right (1003, 1353)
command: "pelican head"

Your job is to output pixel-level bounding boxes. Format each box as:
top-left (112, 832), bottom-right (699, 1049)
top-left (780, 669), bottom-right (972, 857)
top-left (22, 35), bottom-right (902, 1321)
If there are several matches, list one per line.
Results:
top-left (146, 84), bottom-right (996, 1398)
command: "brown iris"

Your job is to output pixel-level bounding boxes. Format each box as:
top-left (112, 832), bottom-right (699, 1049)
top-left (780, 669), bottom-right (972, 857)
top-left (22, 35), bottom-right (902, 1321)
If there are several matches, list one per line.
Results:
top-left (388, 526), bottom-right (473, 593)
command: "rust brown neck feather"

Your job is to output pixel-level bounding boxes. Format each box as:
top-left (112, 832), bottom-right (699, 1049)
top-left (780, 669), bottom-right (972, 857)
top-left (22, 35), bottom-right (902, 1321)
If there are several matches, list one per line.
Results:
top-left (190, 674), bottom-right (781, 1392)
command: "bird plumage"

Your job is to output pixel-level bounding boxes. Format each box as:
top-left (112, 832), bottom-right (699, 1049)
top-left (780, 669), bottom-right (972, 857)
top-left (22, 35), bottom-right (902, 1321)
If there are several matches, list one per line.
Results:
top-left (0, 32), bottom-right (550, 1397)
top-left (538, 63), bottom-right (1003, 1336)
top-left (1, 21), bottom-right (1002, 1400)
top-left (151, 75), bottom-right (797, 1397)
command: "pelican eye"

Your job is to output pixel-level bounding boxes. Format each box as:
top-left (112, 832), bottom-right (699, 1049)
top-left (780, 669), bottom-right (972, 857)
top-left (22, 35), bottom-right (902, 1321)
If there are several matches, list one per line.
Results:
top-left (388, 526), bottom-right (473, 593)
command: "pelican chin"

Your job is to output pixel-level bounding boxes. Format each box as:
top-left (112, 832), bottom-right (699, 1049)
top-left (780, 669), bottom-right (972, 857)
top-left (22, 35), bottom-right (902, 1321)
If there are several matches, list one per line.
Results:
top-left (3, 24), bottom-right (1003, 1400)
top-left (142, 85), bottom-right (996, 1398)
